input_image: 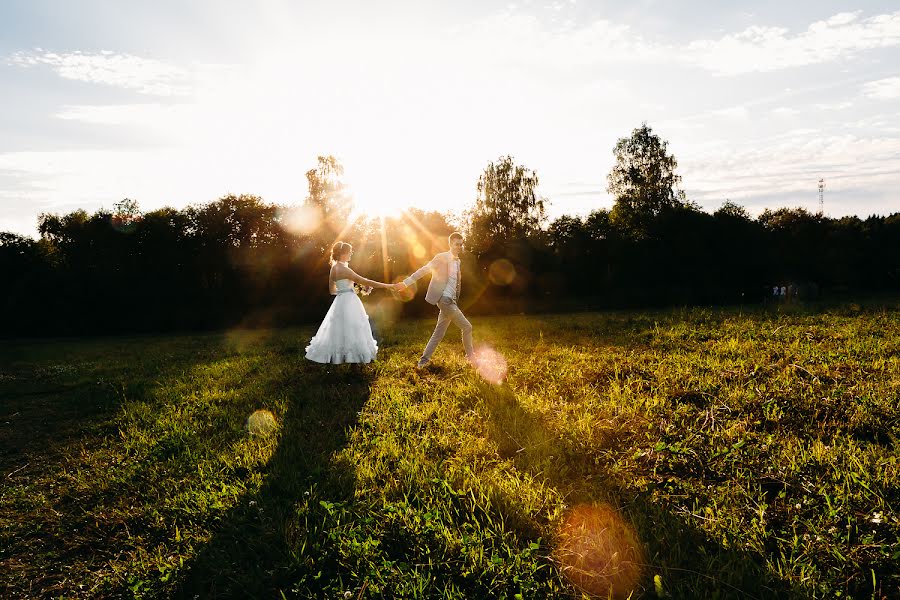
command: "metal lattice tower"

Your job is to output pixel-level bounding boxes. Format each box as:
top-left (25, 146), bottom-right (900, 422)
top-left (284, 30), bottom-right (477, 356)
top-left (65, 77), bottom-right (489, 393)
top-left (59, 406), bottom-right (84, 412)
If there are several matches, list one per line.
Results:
top-left (817, 178), bottom-right (825, 215)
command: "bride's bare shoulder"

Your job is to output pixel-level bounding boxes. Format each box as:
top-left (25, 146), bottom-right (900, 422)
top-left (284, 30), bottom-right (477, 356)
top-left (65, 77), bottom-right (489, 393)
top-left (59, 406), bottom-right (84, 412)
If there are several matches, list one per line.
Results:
top-left (332, 262), bottom-right (352, 278)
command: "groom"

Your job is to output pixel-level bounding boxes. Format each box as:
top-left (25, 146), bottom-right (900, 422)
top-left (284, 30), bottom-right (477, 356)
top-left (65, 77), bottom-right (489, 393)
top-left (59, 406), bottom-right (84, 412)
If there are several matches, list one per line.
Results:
top-left (398, 232), bottom-right (475, 369)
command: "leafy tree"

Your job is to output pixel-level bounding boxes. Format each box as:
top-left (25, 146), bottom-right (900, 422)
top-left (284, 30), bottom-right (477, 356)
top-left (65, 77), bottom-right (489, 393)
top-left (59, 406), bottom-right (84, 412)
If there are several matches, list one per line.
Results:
top-left (468, 155), bottom-right (545, 257)
top-left (112, 198), bottom-right (142, 233)
top-left (5, 148), bottom-right (900, 337)
top-left (757, 207), bottom-right (827, 283)
top-left (0, 232), bottom-right (43, 282)
top-left (607, 123), bottom-right (685, 239)
top-left (583, 209), bottom-right (616, 293)
top-left (714, 200), bottom-right (751, 221)
top-left (547, 215), bottom-right (586, 259)
top-left (305, 155), bottom-right (351, 241)
top-left (187, 194), bottom-right (279, 250)
top-left (584, 209), bottom-right (614, 242)
top-left (757, 206), bottom-right (821, 232)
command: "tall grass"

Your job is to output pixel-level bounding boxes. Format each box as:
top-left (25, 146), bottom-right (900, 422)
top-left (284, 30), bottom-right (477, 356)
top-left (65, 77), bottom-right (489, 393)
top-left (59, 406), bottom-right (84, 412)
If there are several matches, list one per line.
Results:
top-left (1, 303), bottom-right (898, 598)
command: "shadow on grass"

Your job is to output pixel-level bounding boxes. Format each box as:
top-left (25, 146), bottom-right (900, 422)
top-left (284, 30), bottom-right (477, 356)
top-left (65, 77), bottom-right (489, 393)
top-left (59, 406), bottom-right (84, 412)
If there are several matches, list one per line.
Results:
top-left (470, 379), bottom-right (802, 600)
top-left (0, 334), bottom-right (232, 596)
top-left (1, 327), bottom-right (375, 598)
top-left (0, 346), bottom-right (136, 474)
top-left (173, 361), bottom-right (373, 598)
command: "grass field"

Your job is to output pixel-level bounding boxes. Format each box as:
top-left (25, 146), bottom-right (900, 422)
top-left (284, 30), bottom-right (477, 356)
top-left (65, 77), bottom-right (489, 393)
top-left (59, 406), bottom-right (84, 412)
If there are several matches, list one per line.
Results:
top-left (1, 303), bottom-right (898, 598)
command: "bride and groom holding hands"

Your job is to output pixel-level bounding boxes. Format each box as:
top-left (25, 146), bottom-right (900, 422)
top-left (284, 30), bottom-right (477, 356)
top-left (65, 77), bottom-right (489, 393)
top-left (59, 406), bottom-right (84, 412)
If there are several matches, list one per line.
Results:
top-left (304, 232), bottom-right (476, 369)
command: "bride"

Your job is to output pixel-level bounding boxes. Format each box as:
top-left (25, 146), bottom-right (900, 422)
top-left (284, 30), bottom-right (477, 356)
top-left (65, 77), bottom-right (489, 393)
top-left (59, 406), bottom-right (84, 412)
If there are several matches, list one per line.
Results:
top-left (305, 241), bottom-right (397, 364)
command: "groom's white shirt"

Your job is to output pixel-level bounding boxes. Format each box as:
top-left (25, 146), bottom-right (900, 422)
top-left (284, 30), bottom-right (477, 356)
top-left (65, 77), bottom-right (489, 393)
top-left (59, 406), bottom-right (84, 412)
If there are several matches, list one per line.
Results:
top-left (442, 257), bottom-right (460, 301)
top-left (403, 251), bottom-right (459, 305)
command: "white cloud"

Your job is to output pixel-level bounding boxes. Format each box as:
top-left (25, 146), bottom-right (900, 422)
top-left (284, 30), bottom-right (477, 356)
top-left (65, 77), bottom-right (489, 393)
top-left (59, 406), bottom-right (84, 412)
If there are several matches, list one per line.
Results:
top-left (823, 12), bottom-right (860, 28)
top-left (813, 101), bottom-right (853, 111)
top-left (8, 50), bottom-right (190, 95)
top-left (450, 10), bottom-right (900, 82)
top-left (55, 103), bottom-right (190, 125)
top-left (711, 106), bottom-right (750, 120)
top-left (453, 13), bottom-right (664, 70)
top-left (50, 102), bottom-right (214, 149)
top-left (772, 106), bottom-right (800, 117)
top-left (680, 132), bottom-right (900, 215)
top-left (0, 147), bottom-right (238, 225)
top-left (685, 11), bottom-right (900, 75)
top-left (862, 76), bottom-right (900, 99)
top-left (656, 103), bottom-right (753, 132)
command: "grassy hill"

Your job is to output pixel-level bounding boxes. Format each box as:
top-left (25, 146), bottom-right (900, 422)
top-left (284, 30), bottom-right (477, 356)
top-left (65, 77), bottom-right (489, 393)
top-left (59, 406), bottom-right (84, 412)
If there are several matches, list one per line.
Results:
top-left (1, 304), bottom-right (898, 598)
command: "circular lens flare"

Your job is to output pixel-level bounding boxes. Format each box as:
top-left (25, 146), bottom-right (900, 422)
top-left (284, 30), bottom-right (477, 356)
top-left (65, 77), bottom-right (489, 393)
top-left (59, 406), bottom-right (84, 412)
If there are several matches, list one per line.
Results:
top-left (393, 277), bottom-right (416, 303)
top-left (246, 409), bottom-right (278, 436)
top-left (555, 504), bottom-right (644, 599)
top-left (369, 295), bottom-right (401, 328)
top-left (489, 259), bottom-right (516, 286)
top-left (473, 344), bottom-right (508, 384)
top-left (279, 204), bottom-right (322, 235)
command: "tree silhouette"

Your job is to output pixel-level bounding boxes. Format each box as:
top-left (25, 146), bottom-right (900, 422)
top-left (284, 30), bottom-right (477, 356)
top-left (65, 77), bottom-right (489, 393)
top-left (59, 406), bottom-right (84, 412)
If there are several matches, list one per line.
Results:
top-left (468, 155), bottom-right (545, 259)
top-left (2, 138), bottom-right (899, 338)
top-left (608, 123), bottom-right (686, 240)
top-left (305, 155), bottom-right (351, 246)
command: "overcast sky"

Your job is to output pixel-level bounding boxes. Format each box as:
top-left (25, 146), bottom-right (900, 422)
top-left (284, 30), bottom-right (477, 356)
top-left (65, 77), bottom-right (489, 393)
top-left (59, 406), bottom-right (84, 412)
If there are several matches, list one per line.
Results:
top-left (2, 0), bottom-right (899, 236)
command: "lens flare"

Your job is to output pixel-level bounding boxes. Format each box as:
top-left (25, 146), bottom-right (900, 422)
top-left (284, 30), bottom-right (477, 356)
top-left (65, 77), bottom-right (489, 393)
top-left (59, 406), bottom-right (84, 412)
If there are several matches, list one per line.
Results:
top-left (246, 409), bottom-right (278, 436)
top-left (555, 503), bottom-right (644, 599)
top-left (279, 204), bottom-right (322, 235)
top-left (488, 259), bottom-right (516, 286)
top-left (473, 344), bottom-right (508, 384)
top-left (393, 277), bottom-right (416, 303)
top-left (226, 327), bottom-right (269, 352)
top-left (369, 295), bottom-right (401, 328)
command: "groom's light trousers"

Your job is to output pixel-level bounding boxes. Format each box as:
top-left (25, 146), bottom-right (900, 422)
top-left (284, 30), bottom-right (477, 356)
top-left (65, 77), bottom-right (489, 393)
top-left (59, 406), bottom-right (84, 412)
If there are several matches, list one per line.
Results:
top-left (421, 297), bottom-right (474, 362)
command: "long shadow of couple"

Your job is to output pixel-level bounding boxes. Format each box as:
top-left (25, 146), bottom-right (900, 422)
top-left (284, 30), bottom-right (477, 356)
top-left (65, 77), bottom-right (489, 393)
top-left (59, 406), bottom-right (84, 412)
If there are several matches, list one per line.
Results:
top-left (174, 358), bottom-right (374, 598)
top-left (466, 377), bottom-right (800, 599)
top-left (173, 348), bottom-right (800, 599)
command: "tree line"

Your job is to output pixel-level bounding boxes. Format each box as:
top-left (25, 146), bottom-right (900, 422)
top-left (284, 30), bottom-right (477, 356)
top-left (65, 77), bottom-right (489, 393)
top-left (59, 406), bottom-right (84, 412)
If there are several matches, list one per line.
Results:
top-left (2, 124), bottom-right (898, 337)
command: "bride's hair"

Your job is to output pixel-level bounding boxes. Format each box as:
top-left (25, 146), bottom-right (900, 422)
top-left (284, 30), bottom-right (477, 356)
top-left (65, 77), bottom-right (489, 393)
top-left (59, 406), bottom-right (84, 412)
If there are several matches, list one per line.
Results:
top-left (330, 241), bottom-right (352, 266)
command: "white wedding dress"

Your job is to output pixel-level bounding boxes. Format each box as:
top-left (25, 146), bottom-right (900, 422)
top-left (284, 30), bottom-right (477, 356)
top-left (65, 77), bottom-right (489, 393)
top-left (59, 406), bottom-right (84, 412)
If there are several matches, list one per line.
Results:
top-left (305, 277), bottom-right (378, 364)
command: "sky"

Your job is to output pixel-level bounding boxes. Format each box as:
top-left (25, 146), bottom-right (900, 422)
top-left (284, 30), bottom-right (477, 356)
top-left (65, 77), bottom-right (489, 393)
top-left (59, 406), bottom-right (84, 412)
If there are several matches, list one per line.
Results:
top-left (1, 0), bottom-right (899, 237)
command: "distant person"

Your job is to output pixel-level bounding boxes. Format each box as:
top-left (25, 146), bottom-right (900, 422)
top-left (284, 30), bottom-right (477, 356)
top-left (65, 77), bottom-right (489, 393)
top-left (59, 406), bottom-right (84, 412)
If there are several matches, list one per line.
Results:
top-left (396, 232), bottom-right (475, 369)
top-left (779, 286), bottom-right (787, 302)
top-left (305, 241), bottom-right (400, 364)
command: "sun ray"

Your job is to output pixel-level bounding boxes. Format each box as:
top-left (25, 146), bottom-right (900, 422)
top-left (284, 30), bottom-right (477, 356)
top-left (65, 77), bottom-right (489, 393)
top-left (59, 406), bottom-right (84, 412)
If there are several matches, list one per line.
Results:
top-left (399, 209), bottom-right (444, 252)
top-left (324, 211), bottom-right (368, 269)
top-left (379, 215), bottom-right (390, 283)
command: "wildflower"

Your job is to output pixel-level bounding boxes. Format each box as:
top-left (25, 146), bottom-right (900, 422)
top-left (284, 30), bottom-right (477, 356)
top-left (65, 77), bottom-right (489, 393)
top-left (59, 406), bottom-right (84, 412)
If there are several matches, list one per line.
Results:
top-left (871, 512), bottom-right (883, 524)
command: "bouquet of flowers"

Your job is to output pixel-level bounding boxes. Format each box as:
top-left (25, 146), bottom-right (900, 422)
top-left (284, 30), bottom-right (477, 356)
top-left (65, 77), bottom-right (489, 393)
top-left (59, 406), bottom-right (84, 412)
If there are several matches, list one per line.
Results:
top-left (354, 283), bottom-right (373, 296)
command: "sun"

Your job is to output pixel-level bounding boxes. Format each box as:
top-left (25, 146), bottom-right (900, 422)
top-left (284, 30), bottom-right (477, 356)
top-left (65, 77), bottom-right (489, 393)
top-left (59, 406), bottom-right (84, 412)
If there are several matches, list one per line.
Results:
top-left (344, 159), bottom-right (410, 219)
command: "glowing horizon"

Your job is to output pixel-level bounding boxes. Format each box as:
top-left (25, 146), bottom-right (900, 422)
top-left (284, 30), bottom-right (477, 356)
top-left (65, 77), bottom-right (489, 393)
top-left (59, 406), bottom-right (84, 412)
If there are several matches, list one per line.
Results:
top-left (2, 2), bottom-right (900, 237)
